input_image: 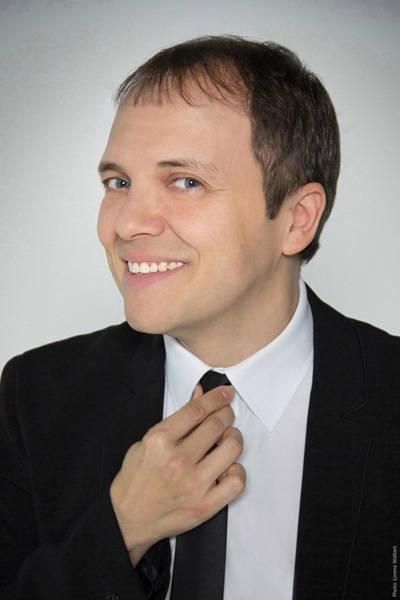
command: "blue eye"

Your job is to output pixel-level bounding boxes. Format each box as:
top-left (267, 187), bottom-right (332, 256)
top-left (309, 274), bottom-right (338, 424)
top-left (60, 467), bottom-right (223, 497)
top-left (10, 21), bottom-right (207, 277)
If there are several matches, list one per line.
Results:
top-left (173, 177), bottom-right (201, 190)
top-left (107, 177), bottom-right (130, 189)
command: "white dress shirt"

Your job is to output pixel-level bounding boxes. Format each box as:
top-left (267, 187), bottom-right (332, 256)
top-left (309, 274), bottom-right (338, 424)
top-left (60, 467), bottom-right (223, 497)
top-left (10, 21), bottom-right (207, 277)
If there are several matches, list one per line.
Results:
top-left (163, 279), bottom-right (313, 600)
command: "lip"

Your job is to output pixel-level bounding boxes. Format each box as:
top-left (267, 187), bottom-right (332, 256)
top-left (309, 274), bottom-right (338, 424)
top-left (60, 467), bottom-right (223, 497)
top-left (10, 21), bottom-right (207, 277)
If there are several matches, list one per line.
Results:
top-left (123, 260), bottom-right (187, 289)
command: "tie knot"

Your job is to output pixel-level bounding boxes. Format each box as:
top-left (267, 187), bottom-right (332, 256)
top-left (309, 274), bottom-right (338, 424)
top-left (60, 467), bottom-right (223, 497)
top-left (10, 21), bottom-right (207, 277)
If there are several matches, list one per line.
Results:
top-left (200, 370), bottom-right (230, 393)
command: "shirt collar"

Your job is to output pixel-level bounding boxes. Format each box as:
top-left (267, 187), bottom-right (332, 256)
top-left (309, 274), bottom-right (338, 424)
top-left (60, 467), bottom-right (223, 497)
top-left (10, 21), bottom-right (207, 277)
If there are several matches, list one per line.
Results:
top-left (163, 279), bottom-right (313, 432)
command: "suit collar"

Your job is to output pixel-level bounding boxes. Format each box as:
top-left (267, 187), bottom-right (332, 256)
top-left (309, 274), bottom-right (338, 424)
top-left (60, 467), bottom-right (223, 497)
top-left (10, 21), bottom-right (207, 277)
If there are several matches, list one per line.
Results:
top-left (293, 287), bottom-right (372, 599)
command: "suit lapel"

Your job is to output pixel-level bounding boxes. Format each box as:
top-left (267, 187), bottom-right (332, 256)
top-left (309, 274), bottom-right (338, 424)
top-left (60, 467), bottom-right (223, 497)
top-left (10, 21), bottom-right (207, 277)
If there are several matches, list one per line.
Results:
top-left (99, 331), bottom-right (166, 491)
top-left (293, 289), bottom-right (372, 599)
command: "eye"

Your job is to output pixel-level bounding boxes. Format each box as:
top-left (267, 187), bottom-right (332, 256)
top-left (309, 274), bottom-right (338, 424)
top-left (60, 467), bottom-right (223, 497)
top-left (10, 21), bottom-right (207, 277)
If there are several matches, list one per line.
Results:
top-left (172, 177), bottom-right (202, 190)
top-left (105, 177), bottom-right (131, 190)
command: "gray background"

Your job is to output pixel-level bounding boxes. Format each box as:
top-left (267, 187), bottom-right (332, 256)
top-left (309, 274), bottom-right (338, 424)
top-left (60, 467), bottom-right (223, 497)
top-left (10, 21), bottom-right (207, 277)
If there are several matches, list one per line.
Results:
top-left (1, 0), bottom-right (399, 371)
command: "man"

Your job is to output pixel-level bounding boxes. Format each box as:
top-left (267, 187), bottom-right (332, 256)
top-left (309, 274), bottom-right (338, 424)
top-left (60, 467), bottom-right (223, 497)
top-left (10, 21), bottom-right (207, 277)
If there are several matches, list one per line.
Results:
top-left (0, 36), bottom-right (398, 600)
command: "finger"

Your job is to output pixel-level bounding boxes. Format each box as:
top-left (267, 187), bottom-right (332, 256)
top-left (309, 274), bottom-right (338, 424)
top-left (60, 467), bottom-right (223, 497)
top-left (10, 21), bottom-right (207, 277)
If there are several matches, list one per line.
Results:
top-left (207, 462), bottom-right (246, 512)
top-left (163, 385), bottom-right (234, 442)
top-left (181, 405), bottom-right (236, 461)
top-left (216, 428), bottom-right (243, 482)
top-left (199, 427), bottom-right (244, 482)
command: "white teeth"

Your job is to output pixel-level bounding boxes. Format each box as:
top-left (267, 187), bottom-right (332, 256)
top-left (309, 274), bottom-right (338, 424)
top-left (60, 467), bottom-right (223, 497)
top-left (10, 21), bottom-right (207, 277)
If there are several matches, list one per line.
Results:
top-left (131, 262), bottom-right (140, 273)
top-left (128, 261), bottom-right (184, 274)
top-left (139, 263), bottom-right (150, 273)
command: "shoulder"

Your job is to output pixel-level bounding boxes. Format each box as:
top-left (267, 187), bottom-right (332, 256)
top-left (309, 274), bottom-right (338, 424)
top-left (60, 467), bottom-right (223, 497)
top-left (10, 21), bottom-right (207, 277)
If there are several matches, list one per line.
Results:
top-left (3, 322), bottom-right (142, 373)
top-left (307, 285), bottom-right (400, 388)
top-left (18, 322), bottom-right (140, 361)
top-left (1, 323), bottom-right (163, 401)
top-left (307, 284), bottom-right (399, 344)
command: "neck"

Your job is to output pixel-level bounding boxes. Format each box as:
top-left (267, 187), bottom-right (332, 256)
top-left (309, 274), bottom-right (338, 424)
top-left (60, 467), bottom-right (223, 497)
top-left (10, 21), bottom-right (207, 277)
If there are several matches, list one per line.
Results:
top-left (175, 271), bottom-right (301, 367)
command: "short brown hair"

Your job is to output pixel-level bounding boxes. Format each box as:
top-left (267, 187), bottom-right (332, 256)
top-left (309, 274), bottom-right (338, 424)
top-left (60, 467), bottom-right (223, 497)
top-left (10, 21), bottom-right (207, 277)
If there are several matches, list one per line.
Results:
top-left (115, 36), bottom-right (340, 262)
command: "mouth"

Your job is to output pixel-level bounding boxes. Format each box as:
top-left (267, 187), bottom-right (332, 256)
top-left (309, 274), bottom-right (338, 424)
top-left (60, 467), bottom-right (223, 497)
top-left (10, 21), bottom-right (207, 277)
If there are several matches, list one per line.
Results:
top-left (128, 261), bottom-right (184, 274)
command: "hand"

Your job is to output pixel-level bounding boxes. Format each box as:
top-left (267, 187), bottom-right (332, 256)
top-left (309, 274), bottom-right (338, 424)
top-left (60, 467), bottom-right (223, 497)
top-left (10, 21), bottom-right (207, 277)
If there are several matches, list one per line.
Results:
top-left (110, 384), bottom-right (246, 565)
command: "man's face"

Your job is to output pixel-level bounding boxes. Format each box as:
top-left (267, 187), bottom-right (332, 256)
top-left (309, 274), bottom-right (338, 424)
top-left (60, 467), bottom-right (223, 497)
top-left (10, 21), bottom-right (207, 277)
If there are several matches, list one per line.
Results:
top-left (98, 91), bottom-right (291, 346)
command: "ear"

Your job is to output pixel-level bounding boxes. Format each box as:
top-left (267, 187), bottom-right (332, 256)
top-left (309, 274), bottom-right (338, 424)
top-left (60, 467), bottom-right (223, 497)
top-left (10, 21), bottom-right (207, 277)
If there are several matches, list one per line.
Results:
top-left (281, 182), bottom-right (326, 257)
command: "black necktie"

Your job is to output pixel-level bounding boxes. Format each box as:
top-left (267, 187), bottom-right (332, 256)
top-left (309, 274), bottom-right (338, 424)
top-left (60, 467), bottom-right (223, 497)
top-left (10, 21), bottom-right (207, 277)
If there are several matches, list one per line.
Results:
top-left (170, 371), bottom-right (230, 600)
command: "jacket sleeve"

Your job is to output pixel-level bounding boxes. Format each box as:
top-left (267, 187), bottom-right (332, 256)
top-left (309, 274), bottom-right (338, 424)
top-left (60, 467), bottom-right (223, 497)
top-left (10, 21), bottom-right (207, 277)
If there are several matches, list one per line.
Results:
top-left (0, 356), bottom-right (170, 600)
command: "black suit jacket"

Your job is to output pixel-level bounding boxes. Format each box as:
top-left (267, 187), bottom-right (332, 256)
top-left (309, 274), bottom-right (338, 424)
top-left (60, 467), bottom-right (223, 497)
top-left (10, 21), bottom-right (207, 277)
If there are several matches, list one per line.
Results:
top-left (0, 288), bottom-right (399, 599)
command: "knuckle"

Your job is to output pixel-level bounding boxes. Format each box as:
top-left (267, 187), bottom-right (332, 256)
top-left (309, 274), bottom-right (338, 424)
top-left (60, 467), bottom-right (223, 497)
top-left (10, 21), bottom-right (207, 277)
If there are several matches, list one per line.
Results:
top-left (164, 454), bottom-right (187, 480)
top-left (142, 426), bottom-right (168, 453)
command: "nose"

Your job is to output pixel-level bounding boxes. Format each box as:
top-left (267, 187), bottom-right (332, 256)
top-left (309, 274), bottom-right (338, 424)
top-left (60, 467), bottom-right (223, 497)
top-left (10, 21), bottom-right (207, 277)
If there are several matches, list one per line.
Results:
top-left (114, 190), bottom-right (166, 240)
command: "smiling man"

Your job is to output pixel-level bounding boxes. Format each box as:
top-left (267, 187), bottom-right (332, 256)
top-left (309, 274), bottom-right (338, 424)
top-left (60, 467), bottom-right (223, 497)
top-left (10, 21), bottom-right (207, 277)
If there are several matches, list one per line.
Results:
top-left (0, 36), bottom-right (399, 600)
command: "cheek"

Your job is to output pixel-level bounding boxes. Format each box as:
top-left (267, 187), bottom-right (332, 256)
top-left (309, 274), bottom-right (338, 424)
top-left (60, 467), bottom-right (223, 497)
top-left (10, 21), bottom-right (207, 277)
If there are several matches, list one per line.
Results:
top-left (97, 200), bottom-right (116, 250)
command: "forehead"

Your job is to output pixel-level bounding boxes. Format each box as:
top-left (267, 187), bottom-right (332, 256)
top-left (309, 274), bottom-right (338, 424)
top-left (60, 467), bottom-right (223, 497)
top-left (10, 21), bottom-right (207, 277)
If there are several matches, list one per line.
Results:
top-left (104, 90), bottom-right (254, 168)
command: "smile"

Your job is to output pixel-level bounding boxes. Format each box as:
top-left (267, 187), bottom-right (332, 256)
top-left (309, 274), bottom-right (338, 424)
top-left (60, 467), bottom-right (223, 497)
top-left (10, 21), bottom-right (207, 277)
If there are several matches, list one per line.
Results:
top-left (128, 261), bottom-right (184, 274)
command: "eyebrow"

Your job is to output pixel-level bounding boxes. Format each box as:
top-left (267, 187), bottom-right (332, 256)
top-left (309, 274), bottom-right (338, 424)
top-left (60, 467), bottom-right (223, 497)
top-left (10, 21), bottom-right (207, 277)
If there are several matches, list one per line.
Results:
top-left (157, 158), bottom-right (220, 180)
top-left (97, 161), bottom-right (125, 176)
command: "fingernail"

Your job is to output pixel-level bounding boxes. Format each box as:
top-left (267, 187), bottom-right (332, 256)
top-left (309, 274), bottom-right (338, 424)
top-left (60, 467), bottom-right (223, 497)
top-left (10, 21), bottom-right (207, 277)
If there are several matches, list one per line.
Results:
top-left (221, 386), bottom-right (234, 400)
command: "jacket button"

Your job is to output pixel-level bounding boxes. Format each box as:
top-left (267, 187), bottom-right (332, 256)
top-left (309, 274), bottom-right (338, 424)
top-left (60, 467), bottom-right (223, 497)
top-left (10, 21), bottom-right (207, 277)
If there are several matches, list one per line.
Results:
top-left (105, 594), bottom-right (119, 600)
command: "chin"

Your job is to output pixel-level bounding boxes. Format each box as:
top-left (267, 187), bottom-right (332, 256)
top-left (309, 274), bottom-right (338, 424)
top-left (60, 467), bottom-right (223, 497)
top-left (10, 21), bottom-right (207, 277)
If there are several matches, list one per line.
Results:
top-left (125, 317), bottom-right (162, 335)
top-left (123, 294), bottom-right (189, 336)
top-left (124, 309), bottom-right (171, 336)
